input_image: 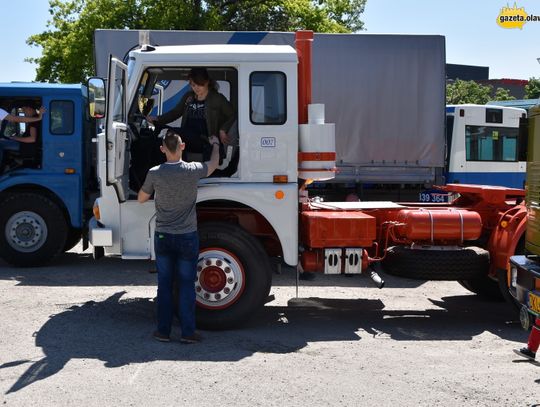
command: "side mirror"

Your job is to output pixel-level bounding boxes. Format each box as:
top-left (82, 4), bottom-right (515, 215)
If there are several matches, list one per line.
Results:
top-left (88, 77), bottom-right (106, 119)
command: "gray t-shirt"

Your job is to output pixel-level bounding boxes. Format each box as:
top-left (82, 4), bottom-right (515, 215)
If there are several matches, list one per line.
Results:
top-left (141, 160), bottom-right (208, 234)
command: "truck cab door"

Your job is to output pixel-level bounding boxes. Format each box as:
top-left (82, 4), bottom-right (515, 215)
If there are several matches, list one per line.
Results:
top-left (106, 56), bottom-right (129, 202)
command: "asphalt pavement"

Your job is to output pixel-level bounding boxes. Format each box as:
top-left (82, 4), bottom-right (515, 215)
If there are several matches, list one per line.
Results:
top-left (0, 245), bottom-right (538, 406)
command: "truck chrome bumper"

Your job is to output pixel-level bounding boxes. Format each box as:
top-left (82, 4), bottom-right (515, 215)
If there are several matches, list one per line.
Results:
top-left (88, 217), bottom-right (113, 247)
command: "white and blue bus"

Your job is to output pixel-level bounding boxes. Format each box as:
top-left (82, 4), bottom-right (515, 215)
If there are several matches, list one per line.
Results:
top-left (446, 104), bottom-right (527, 189)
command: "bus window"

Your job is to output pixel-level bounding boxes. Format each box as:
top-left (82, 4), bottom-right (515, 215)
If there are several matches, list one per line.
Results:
top-left (465, 125), bottom-right (518, 162)
top-left (502, 135), bottom-right (517, 161)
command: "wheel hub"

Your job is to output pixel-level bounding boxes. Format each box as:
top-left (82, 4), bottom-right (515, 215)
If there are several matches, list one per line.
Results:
top-left (6, 211), bottom-right (48, 252)
top-left (196, 249), bottom-right (245, 309)
top-left (200, 266), bottom-right (227, 293)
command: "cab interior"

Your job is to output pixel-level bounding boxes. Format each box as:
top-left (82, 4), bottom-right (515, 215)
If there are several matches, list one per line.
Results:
top-left (126, 67), bottom-right (239, 193)
top-left (0, 97), bottom-right (42, 173)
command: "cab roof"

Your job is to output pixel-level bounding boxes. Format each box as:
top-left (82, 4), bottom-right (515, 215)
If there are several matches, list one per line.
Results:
top-left (130, 44), bottom-right (298, 64)
top-left (0, 83), bottom-right (86, 98)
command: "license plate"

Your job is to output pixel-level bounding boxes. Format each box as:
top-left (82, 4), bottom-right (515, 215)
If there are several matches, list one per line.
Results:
top-left (530, 292), bottom-right (540, 314)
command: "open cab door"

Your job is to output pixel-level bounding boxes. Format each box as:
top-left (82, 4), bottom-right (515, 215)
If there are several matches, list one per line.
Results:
top-left (106, 56), bottom-right (129, 202)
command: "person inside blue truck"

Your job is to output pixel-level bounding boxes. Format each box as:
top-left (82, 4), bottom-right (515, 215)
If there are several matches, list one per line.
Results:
top-left (147, 67), bottom-right (236, 164)
top-left (0, 102), bottom-right (45, 170)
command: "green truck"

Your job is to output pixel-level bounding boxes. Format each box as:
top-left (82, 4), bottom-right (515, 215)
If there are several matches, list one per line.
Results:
top-left (509, 104), bottom-right (540, 330)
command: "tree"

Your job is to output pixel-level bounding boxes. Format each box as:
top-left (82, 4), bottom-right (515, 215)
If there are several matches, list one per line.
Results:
top-left (493, 87), bottom-right (515, 101)
top-left (525, 77), bottom-right (540, 99)
top-left (446, 80), bottom-right (516, 104)
top-left (446, 80), bottom-right (493, 104)
top-left (27, 0), bottom-right (366, 83)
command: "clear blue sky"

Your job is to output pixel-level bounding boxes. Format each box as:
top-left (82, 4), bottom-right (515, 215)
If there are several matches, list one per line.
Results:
top-left (0, 0), bottom-right (539, 82)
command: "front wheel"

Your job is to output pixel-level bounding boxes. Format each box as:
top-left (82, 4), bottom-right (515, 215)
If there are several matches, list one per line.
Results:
top-left (195, 222), bottom-right (272, 329)
top-left (0, 192), bottom-right (68, 267)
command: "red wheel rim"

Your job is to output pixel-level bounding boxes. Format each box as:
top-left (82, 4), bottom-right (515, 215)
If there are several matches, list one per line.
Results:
top-left (196, 247), bottom-right (246, 310)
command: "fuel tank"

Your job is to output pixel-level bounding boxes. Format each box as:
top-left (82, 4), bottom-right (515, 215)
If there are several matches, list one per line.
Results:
top-left (395, 208), bottom-right (482, 242)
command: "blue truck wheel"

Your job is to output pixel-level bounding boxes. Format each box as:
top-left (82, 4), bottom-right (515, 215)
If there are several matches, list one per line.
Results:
top-left (0, 192), bottom-right (68, 267)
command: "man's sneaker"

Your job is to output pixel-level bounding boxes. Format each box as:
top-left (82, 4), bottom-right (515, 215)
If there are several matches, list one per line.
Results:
top-left (153, 331), bottom-right (170, 342)
top-left (180, 332), bottom-right (202, 344)
top-left (513, 347), bottom-right (536, 360)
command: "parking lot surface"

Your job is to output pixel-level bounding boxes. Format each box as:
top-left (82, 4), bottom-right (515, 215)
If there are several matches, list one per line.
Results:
top-left (0, 245), bottom-right (538, 406)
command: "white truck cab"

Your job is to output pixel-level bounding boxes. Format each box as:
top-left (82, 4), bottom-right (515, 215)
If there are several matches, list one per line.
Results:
top-left (88, 33), bottom-right (337, 328)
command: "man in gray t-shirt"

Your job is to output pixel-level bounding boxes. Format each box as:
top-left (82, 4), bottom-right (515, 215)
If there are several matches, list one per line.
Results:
top-left (138, 130), bottom-right (220, 343)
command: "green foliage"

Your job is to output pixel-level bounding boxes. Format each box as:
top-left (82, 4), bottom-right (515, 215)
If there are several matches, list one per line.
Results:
top-left (446, 80), bottom-right (493, 105)
top-left (446, 80), bottom-right (516, 104)
top-left (27, 0), bottom-right (366, 83)
top-left (525, 77), bottom-right (540, 99)
top-left (493, 87), bottom-right (515, 101)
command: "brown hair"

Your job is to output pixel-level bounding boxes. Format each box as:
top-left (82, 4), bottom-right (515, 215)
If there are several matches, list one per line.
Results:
top-left (163, 130), bottom-right (183, 152)
top-left (188, 67), bottom-right (218, 91)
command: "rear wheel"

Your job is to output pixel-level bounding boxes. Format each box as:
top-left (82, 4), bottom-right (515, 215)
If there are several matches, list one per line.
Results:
top-left (458, 276), bottom-right (503, 300)
top-left (195, 222), bottom-right (272, 329)
top-left (383, 245), bottom-right (489, 280)
top-left (459, 237), bottom-right (526, 302)
top-left (0, 192), bottom-right (68, 266)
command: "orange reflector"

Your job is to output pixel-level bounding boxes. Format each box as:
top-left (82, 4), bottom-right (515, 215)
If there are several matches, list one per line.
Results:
top-left (275, 190), bottom-right (285, 200)
top-left (500, 220), bottom-right (508, 228)
top-left (93, 204), bottom-right (101, 221)
top-left (298, 152), bottom-right (336, 162)
top-left (273, 175), bottom-right (288, 183)
top-left (64, 168), bottom-right (76, 174)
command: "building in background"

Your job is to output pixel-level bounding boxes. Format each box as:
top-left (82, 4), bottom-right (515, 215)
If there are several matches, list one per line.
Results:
top-left (446, 63), bottom-right (489, 81)
top-left (487, 98), bottom-right (538, 111)
top-left (479, 79), bottom-right (528, 99)
top-left (447, 64), bottom-right (529, 100)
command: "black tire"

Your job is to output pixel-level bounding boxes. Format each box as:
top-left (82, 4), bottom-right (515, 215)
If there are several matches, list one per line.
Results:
top-left (458, 276), bottom-right (503, 301)
top-left (496, 237), bottom-right (526, 308)
top-left (383, 245), bottom-right (489, 280)
top-left (0, 192), bottom-right (68, 267)
top-left (63, 228), bottom-right (82, 252)
top-left (194, 222), bottom-right (272, 330)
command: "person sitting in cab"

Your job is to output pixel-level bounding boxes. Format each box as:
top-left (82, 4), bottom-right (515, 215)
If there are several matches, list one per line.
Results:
top-left (0, 102), bottom-right (45, 169)
top-left (147, 68), bottom-right (235, 163)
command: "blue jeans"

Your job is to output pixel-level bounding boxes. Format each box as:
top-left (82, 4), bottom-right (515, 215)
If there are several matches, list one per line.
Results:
top-left (154, 230), bottom-right (199, 337)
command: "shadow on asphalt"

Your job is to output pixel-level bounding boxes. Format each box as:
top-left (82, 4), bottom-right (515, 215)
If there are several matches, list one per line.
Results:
top-left (0, 254), bottom-right (158, 287)
top-left (0, 290), bottom-right (526, 394)
top-left (0, 254), bottom-right (426, 289)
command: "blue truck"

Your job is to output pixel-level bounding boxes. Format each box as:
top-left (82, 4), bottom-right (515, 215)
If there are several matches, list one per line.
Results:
top-left (0, 83), bottom-right (98, 266)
